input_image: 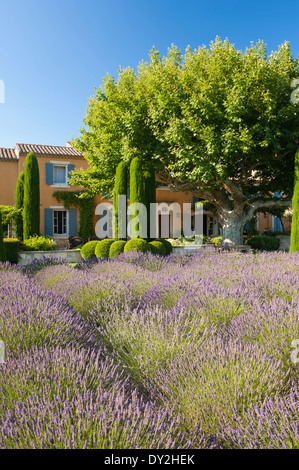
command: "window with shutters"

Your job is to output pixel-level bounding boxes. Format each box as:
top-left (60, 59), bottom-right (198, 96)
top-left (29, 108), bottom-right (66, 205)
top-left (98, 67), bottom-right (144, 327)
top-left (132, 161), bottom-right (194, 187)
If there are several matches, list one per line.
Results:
top-left (53, 164), bottom-right (68, 186)
top-left (53, 210), bottom-right (68, 235)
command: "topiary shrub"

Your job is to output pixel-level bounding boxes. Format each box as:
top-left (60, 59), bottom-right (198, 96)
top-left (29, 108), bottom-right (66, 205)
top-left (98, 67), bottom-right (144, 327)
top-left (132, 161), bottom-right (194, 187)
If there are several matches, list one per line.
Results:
top-left (23, 152), bottom-right (40, 240)
top-left (156, 238), bottom-right (172, 255)
top-left (3, 239), bottom-right (20, 264)
top-left (15, 171), bottom-right (25, 240)
top-left (109, 240), bottom-right (126, 258)
top-left (113, 162), bottom-right (128, 240)
top-left (80, 240), bottom-right (99, 259)
top-left (95, 239), bottom-right (115, 259)
top-left (124, 238), bottom-right (149, 253)
top-left (148, 240), bottom-right (166, 256)
top-left (247, 235), bottom-right (280, 251)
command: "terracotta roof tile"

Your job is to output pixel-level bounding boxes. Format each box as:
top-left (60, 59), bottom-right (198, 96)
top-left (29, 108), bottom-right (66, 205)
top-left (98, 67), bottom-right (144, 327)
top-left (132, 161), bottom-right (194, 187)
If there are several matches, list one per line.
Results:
top-left (0, 148), bottom-right (18, 160)
top-left (15, 143), bottom-right (83, 157)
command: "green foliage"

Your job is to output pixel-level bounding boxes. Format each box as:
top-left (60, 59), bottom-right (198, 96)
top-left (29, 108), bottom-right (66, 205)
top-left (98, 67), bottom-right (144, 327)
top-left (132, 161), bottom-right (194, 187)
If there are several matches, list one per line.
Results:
top-left (211, 236), bottom-right (222, 247)
top-left (53, 191), bottom-right (95, 243)
top-left (95, 239), bottom-right (115, 258)
top-left (247, 236), bottom-right (280, 251)
top-left (130, 157), bottom-right (146, 238)
top-left (113, 162), bottom-right (127, 240)
top-left (156, 238), bottom-right (172, 255)
top-left (15, 172), bottom-right (25, 240)
top-left (0, 205), bottom-right (22, 239)
top-left (109, 240), bottom-right (126, 258)
top-left (80, 240), bottom-right (99, 259)
top-left (0, 212), bottom-right (6, 262)
top-left (290, 149), bottom-right (299, 252)
top-left (23, 153), bottom-right (40, 240)
top-left (3, 239), bottom-right (20, 263)
top-left (148, 241), bottom-right (166, 256)
top-left (124, 238), bottom-right (149, 253)
top-left (21, 235), bottom-right (57, 251)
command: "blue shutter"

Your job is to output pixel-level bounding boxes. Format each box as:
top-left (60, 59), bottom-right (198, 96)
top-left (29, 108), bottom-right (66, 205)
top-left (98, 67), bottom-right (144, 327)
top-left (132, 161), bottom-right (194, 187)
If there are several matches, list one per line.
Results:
top-left (44, 209), bottom-right (53, 236)
top-left (45, 163), bottom-right (53, 185)
top-left (68, 208), bottom-right (77, 236)
top-left (274, 217), bottom-right (282, 231)
top-left (67, 164), bottom-right (75, 183)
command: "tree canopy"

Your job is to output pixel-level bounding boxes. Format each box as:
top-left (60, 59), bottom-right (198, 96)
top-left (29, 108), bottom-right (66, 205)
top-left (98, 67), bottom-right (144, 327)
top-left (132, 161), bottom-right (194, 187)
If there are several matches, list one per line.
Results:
top-left (70, 38), bottom-right (299, 245)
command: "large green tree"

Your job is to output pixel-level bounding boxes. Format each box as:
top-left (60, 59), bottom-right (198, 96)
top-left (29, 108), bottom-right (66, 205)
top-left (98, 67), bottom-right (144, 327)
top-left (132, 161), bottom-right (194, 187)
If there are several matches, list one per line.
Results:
top-left (23, 152), bottom-right (40, 240)
top-left (70, 38), bottom-right (299, 246)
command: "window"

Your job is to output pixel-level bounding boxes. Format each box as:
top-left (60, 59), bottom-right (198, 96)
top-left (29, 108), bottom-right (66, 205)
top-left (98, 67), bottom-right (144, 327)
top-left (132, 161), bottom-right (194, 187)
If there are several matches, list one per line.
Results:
top-left (53, 210), bottom-right (68, 235)
top-left (53, 165), bottom-right (67, 185)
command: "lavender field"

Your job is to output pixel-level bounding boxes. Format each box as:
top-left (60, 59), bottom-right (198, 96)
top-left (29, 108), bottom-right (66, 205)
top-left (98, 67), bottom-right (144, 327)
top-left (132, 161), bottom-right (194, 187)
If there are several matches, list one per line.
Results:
top-left (0, 250), bottom-right (299, 449)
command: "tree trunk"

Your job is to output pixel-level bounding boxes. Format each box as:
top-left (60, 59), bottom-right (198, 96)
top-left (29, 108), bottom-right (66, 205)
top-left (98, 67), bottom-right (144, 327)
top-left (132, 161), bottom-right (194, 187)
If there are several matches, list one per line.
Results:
top-left (218, 207), bottom-right (245, 248)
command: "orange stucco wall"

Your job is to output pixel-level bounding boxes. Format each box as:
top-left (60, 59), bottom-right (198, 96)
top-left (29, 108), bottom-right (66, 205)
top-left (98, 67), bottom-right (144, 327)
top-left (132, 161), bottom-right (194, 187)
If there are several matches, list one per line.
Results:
top-left (0, 160), bottom-right (19, 206)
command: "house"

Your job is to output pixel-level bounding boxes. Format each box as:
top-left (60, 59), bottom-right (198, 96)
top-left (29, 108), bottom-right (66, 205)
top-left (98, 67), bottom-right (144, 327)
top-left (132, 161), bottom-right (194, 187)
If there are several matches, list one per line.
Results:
top-left (0, 141), bottom-right (290, 243)
top-left (0, 143), bottom-right (103, 247)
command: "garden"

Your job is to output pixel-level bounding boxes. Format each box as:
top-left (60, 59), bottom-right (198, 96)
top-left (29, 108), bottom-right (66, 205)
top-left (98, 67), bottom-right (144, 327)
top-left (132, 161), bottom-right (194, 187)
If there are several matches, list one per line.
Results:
top-left (0, 249), bottom-right (299, 449)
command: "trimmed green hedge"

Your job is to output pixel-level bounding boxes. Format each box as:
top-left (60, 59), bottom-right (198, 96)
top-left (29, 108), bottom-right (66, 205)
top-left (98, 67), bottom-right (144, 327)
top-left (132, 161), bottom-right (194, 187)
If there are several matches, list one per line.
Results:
top-left (247, 235), bottom-right (280, 251)
top-left (124, 238), bottom-right (149, 253)
top-left (95, 239), bottom-right (115, 259)
top-left (109, 240), bottom-right (126, 258)
top-left (148, 240), bottom-right (166, 256)
top-left (3, 239), bottom-right (20, 264)
top-left (80, 240), bottom-right (99, 259)
top-left (0, 213), bottom-right (6, 262)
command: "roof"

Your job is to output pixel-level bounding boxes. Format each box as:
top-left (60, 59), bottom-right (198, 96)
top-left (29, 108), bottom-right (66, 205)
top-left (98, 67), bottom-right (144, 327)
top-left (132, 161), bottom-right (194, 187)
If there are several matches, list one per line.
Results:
top-left (0, 148), bottom-right (18, 161)
top-left (15, 143), bottom-right (83, 157)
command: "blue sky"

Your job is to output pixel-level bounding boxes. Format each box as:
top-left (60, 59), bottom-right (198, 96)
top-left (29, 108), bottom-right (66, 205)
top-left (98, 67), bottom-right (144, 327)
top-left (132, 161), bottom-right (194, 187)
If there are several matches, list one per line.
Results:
top-left (0, 0), bottom-right (298, 149)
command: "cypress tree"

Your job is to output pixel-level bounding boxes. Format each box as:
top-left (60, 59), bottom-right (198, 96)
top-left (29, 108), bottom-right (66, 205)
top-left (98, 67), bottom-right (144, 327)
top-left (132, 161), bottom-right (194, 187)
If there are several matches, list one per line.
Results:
top-left (130, 157), bottom-right (146, 238)
top-left (113, 162), bottom-right (127, 240)
top-left (0, 211), bottom-right (6, 262)
top-left (290, 149), bottom-right (299, 252)
top-left (143, 162), bottom-right (156, 240)
top-left (15, 171), bottom-right (25, 240)
top-left (23, 152), bottom-right (40, 240)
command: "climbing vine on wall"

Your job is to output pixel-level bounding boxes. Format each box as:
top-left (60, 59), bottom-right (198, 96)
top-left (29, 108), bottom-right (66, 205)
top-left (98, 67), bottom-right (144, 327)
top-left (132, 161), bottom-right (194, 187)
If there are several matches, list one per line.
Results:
top-left (52, 191), bottom-right (95, 243)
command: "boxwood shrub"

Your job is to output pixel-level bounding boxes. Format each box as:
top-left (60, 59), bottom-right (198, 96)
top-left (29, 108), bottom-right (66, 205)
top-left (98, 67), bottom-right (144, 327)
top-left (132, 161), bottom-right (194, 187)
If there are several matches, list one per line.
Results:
top-left (156, 238), bottom-right (172, 255)
top-left (148, 240), bottom-right (166, 256)
top-left (109, 240), bottom-right (126, 258)
top-left (3, 239), bottom-right (20, 264)
top-left (80, 240), bottom-right (99, 259)
top-left (124, 238), bottom-right (149, 253)
top-left (95, 239), bottom-right (115, 259)
top-left (247, 235), bottom-right (280, 251)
